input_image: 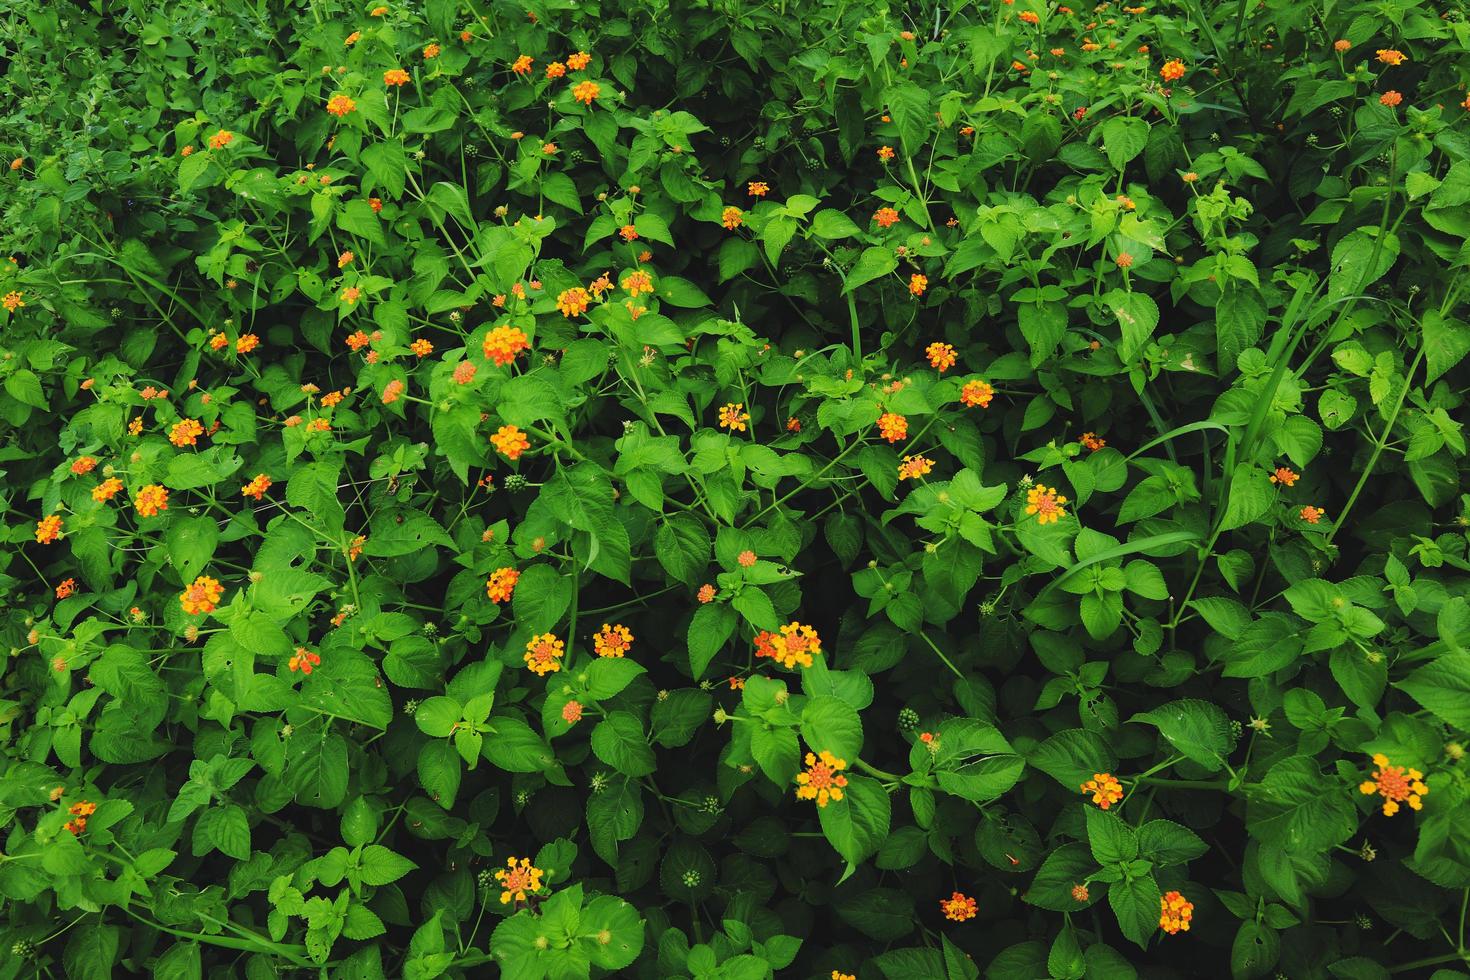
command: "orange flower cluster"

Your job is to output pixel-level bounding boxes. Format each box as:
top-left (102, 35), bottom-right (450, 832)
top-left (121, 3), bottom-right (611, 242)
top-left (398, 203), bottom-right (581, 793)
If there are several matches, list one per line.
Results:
top-left (718, 403), bottom-right (750, 432)
top-left (961, 380), bottom-right (994, 408)
top-left (486, 567), bottom-right (519, 602)
top-left (795, 750), bottom-right (848, 806)
top-left (556, 287), bottom-right (590, 317)
top-left (65, 800), bottom-right (97, 836)
top-left (898, 455), bottom-right (934, 480)
top-left (35, 514), bottom-right (63, 544)
top-left (55, 578), bottom-right (76, 599)
top-left (93, 478), bottom-right (123, 502)
top-left (594, 623), bottom-right (634, 658)
top-left (572, 80), bottom-right (600, 105)
top-left (940, 891), bottom-right (978, 922)
top-left (721, 206), bottom-right (743, 230)
top-left (754, 621), bottom-right (822, 669)
top-left (697, 584), bottom-right (716, 603)
top-left (1376, 49), bottom-right (1407, 66)
top-left (747, 181), bottom-right (769, 197)
top-left (169, 418), bottom-right (205, 447)
top-left (1270, 466), bottom-right (1298, 486)
top-left (1160, 58), bottom-right (1185, 81)
top-left (490, 424), bottom-right (530, 460)
top-left (909, 273), bottom-right (928, 296)
top-left (621, 270), bottom-right (652, 297)
top-left (1081, 772), bottom-right (1123, 809)
top-left (876, 412), bottom-right (908, 443)
top-left (1300, 505), bottom-right (1325, 524)
top-left (70, 456), bottom-right (98, 475)
top-left (483, 325), bottom-right (530, 366)
top-left (242, 473), bottom-right (272, 499)
top-left (874, 207), bottom-right (900, 228)
top-left (562, 700), bottom-right (583, 723)
top-left (410, 338), bottom-right (434, 357)
top-left (289, 647), bottom-right (321, 674)
top-left (1079, 432), bottom-right (1106, 452)
top-left (1026, 484), bottom-right (1069, 524)
top-left (326, 94), bottom-right (357, 117)
top-left (134, 484), bottom-right (169, 518)
top-left (524, 633), bottom-right (565, 675)
top-left (495, 857), bottom-right (545, 904)
top-left (926, 342), bottom-right (956, 372)
top-left (179, 575), bottom-right (224, 616)
top-left (1360, 753), bottom-right (1428, 816)
top-left (1159, 891), bottom-right (1194, 934)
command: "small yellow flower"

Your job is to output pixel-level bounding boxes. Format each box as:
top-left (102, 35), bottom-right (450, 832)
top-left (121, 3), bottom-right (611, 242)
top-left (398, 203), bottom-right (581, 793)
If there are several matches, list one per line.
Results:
top-left (494, 857), bottom-right (545, 904)
top-left (524, 633), bottom-right (565, 675)
top-left (1359, 753), bottom-right (1428, 816)
top-left (718, 403), bottom-right (750, 432)
top-left (1025, 484), bottom-right (1069, 524)
top-left (1080, 772), bottom-right (1123, 809)
top-left (1159, 891), bottom-right (1194, 934)
top-left (593, 623), bottom-right (634, 658)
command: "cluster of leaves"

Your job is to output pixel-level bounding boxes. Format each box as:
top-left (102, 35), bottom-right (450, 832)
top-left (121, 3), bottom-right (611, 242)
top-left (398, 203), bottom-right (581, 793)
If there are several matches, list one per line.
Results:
top-left (3, 0), bottom-right (1470, 978)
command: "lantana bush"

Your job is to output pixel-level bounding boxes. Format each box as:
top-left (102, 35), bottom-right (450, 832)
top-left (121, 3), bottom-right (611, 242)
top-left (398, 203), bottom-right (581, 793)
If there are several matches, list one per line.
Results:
top-left (4, 1), bottom-right (1470, 978)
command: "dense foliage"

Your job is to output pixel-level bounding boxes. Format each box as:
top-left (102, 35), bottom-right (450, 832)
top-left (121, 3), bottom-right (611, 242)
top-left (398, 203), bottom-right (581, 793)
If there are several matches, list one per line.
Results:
top-left (4, 0), bottom-right (1470, 977)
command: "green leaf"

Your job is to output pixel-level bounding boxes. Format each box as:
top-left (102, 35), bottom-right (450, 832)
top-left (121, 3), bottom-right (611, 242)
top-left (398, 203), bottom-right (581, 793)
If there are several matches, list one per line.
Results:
top-left (1422, 311), bottom-right (1470, 385)
top-left (843, 246), bottom-right (898, 293)
top-left (1397, 653), bottom-right (1470, 728)
top-left (1246, 756), bottom-right (1356, 850)
top-left (512, 563), bottom-right (573, 634)
top-left (1108, 873), bottom-right (1162, 948)
top-left (1108, 289), bottom-right (1160, 362)
top-left (1136, 819), bottom-right (1207, 866)
top-left (590, 712), bottom-right (656, 776)
top-left (654, 515), bottom-right (710, 586)
top-left (482, 716), bottom-right (556, 774)
top-left (1130, 699), bottom-right (1233, 771)
top-left (885, 83), bottom-right (930, 156)
top-left (1085, 807), bottom-right (1137, 865)
top-left (300, 653), bottom-right (392, 730)
top-left (687, 602), bottom-right (736, 680)
top-left (812, 209), bottom-right (862, 239)
top-left (800, 696), bottom-right (864, 762)
top-left (361, 140), bottom-right (407, 198)
top-left (193, 804), bottom-right (251, 860)
top-left (64, 925), bottom-right (121, 980)
top-left (178, 152), bottom-right (212, 194)
top-left (1100, 116), bottom-right (1150, 171)
top-left (1219, 464), bottom-right (1274, 532)
top-left (1028, 729), bottom-right (1116, 788)
top-left (818, 774), bottom-right (891, 865)
top-left (358, 845), bottom-right (416, 886)
top-left (584, 658), bottom-right (644, 699)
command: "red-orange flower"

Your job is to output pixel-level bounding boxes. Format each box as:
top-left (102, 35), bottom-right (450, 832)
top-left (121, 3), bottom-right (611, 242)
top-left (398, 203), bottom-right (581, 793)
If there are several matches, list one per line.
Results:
top-left (56, 578), bottom-right (76, 599)
top-left (940, 892), bottom-right (978, 922)
top-left (1270, 466), bottom-right (1298, 486)
top-left (1376, 49), bottom-right (1407, 66)
top-left (1160, 59), bottom-right (1186, 81)
top-left (289, 647), bottom-right (322, 674)
top-left (747, 181), bottom-right (769, 197)
top-left (1300, 505), bottom-right (1325, 524)
top-left (1379, 90), bottom-right (1402, 107)
top-left (1080, 432), bottom-right (1106, 452)
top-left (208, 130), bottom-right (234, 150)
top-left (93, 478), bottom-right (124, 502)
top-left (874, 207), bottom-right (900, 229)
top-left (422, 43), bottom-right (441, 59)
top-left (697, 584), bottom-right (716, 603)
top-left (877, 145), bottom-right (895, 161)
top-left (242, 473), bottom-right (272, 499)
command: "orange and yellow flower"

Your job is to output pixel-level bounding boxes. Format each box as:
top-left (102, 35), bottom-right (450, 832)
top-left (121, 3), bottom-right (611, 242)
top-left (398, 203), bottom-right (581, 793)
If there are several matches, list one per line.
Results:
top-left (1376, 49), bottom-right (1407, 66)
top-left (1026, 484), bottom-right (1069, 524)
top-left (593, 623), bottom-right (634, 658)
top-left (486, 567), bottom-right (520, 602)
top-left (721, 206), bottom-right (743, 230)
top-left (70, 456), bottom-right (98, 475)
top-left (384, 68), bottom-right (410, 86)
top-left (56, 578), bottom-right (76, 599)
top-left (169, 418), bottom-right (205, 447)
top-left (410, 338), bottom-right (434, 357)
top-left (35, 514), bottom-right (63, 544)
top-left (1159, 891), bottom-right (1194, 934)
top-left (1270, 466), bottom-right (1298, 487)
top-left (961, 380), bottom-right (994, 408)
top-left (874, 207), bottom-right (900, 229)
top-left (795, 750), bottom-right (848, 807)
top-left (495, 857), bottom-right (545, 904)
top-left (747, 181), bottom-right (769, 197)
top-left (940, 891), bottom-right (978, 922)
top-left (289, 647), bottom-right (321, 674)
top-left (524, 633), bottom-right (565, 675)
top-left (134, 484), bottom-right (169, 518)
top-left (511, 54), bottom-right (534, 75)
top-left (898, 455), bottom-right (934, 480)
top-left (567, 51), bottom-right (592, 70)
top-left (555, 287), bottom-right (590, 317)
top-left (1300, 505), bottom-right (1325, 524)
top-left (877, 412), bottom-right (908, 443)
top-left (877, 145), bottom-right (895, 161)
top-left (208, 130), bottom-right (233, 150)
top-left (718, 403), bottom-right (750, 432)
top-left (1379, 91), bottom-right (1402, 107)
top-left (423, 43), bottom-right (441, 59)
top-left (1081, 772), bottom-right (1123, 809)
top-left (236, 333), bottom-right (260, 354)
top-left (179, 575), bottom-right (224, 616)
top-left (2, 290), bottom-right (25, 312)
top-left (1080, 432), bottom-right (1106, 452)
top-left (754, 621), bottom-right (822, 669)
top-left (572, 80), bottom-right (600, 105)
top-left (909, 273), bottom-right (928, 296)
top-left (92, 478), bottom-right (124, 502)
top-left (1160, 58), bottom-right (1186, 81)
top-left (326, 94), bottom-right (357, 117)
top-left (242, 473), bottom-right (272, 499)
top-left (621, 270), bottom-right (653, 297)
top-left (1360, 753), bottom-right (1428, 816)
top-left (483, 325), bottom-right (530, 366)
top-left (697, 584), bottom-right (716, 603)
top-left (490, 424), bottom-right (530, 460)
top-left (926, 342), bottom-right (957, 372)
